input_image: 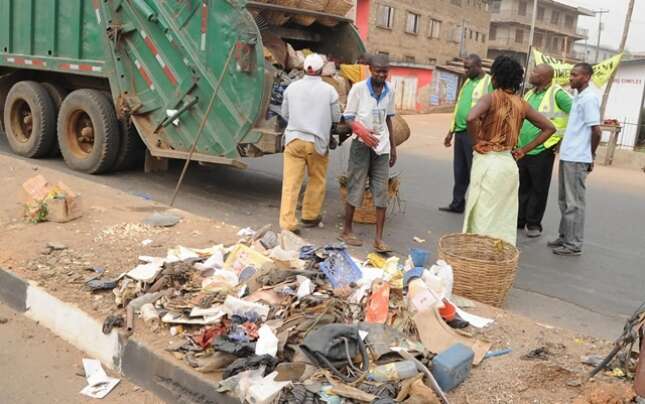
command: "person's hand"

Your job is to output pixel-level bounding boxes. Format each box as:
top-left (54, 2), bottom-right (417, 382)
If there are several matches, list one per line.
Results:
top-left (389, 147), bottom-right (397, 167)
top-left (444, 132), bottom-right (453, 147)
top-left (588, 161), bottom-right (594, 172)
top-left (351, 121), bottom-right (379, 149)
top-left (512, 148), bottom-right (526, 160)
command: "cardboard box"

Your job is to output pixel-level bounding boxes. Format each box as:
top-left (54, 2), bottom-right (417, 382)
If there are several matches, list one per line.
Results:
top-left (21, 175), bottom-right (83, 223)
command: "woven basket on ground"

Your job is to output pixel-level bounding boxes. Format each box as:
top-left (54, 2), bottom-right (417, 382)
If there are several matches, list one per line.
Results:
top-left (319, 0), bottom-right (353, 27)
top-left (392, 115), bottom-right (411, 147)
top-left (339, 176), bottom-right (400, 224)
top-left (438, 233), bottom-right (520, 307)
top-left (263, 0), bottom-right (298, 26)
top-left (293, 0), bottom-right (328, 27)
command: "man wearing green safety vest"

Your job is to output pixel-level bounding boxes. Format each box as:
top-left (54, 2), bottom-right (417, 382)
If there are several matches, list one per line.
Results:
top-left (517, 64), bottom-right (572, 238)
top-left (440, 54), bottom-right (493, 213)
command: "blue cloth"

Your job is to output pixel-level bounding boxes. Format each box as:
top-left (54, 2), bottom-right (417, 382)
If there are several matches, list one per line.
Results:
top-left (559, 87), bottom-right (600, 164)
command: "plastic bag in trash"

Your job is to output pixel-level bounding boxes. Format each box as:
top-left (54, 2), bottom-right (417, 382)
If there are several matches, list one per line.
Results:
top-left (319, 246), bottom-right (362, 289)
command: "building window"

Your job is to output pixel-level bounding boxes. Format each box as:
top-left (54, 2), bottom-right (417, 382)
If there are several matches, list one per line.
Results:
top-left (377, 51), bottom-right (390, 57)
top-left (552, 37), bottom-right (559, 51)
top-left (404, 55), bottom-right (416, 64)
top-left (376, 5), bottom-right (395, 29)
top-left (551, 10), bottom-right (560, 25)
top-left (534, 32), bottom-right (543, 47)
top-left (481, 33), bottom-right (486, 43)
top-left (476, 32), bottom-right (480, 41)
top-left (518, 1), bottom-right (528, 16)
top-left (429, 57), bottom-right (437, 65)
top-left (451, 0), bottom-right (462, 6)
top-left (405, 12), bottom-right (421, 34)
top-left (565, 14), bottom-right (574, 28)
top-left (489, 26), bottom-right (497, 41)
top-left (469, 29), bottom-right (473, 40)
top-left (429, 19), bottom-right (442, 39)
top-left (515, 29), bottom-right (524, 44)
top-left (537, 7), bottom-right (545, 21)
top-left (489, 0), bottom-right (500, 13)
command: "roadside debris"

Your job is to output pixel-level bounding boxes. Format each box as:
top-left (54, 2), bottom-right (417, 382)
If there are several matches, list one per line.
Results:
top-left (79, 358), bottom-right (120, 399)
top-left (143, 211), bottom-right (181, 228)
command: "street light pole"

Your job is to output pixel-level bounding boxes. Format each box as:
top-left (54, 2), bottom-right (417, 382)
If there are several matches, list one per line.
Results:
top-left (522, 0), bottom-right (539, 93)
top-left (594, 9), bottom-right (609, 63)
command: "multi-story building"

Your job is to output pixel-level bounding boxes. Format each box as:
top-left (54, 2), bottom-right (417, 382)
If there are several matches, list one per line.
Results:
top-left (354, 0), bottom-right (491, 112)
top-left (487, 0), bottom-right (593, 63)
top-left (572, 43), bottom-right (620, 63)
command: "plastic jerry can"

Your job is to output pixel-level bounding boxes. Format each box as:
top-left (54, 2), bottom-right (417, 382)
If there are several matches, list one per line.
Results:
top-left (430, 343), bottom-right (474, 392)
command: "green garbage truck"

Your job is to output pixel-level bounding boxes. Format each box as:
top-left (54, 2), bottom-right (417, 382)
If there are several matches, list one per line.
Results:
top-left (0, 0), bottom-right (365, 173)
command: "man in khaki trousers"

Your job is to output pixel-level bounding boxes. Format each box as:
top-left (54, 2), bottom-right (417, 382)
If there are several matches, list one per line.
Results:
top-left (279, 54), bottom-right (341, 233)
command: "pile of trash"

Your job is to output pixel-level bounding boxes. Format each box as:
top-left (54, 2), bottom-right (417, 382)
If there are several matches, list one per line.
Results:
top-left (93, 225), bottom-right (498, 403)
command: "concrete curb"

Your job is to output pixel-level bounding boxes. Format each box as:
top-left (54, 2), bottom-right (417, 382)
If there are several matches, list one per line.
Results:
top-left (0, 267), bottom-right (238, 404)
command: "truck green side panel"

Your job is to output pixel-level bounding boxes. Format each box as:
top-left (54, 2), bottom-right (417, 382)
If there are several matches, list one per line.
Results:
top-left (0, 0), bottom-right (107, 75)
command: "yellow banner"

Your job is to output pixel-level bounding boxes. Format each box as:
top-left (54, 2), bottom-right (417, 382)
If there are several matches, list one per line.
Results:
top-left (532, 48), bottom-right (623, 87)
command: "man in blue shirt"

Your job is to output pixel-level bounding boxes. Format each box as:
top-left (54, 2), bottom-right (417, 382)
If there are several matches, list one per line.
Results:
top-left (548, 63), bottom-right (602, 256)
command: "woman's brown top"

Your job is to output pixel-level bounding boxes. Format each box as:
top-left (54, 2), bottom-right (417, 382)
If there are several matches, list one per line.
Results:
top-left (474, 89), bottom-right (529, 154)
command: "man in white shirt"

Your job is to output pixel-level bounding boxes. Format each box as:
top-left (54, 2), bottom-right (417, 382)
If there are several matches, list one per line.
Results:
top-left (279, 54), bottom-right (341, 233)
top-left (339, 54), bottom-right (397, 253)
top-left (548, 63), bottom-right (602, 256)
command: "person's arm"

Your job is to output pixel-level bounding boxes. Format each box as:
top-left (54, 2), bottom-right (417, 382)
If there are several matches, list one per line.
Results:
top-left (585, 95), bottom-right (602, 171)
top-left (330, 89), bottom-right (341, 124)
top-left (281, 87), bottom-right (290, 121)
top-left (555, 89), bottom-right (573, 114)
top-left (387, 90), bottom-right (397, 166)
top-left (466, 93), bottom-right (492, 143)
top-left (513, 105), bottom-right (556, 159)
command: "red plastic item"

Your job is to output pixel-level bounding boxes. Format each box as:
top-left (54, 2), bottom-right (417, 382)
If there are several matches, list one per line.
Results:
top-left (351, 121), bottom-right (378, 147)
top-left (365, 280), bottom-right (390, 324)
top-left (439, 299), bottom-right (456, 322)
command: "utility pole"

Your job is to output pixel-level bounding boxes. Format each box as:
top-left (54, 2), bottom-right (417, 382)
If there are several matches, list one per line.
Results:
top-left (522, 0), bottom-right (539, 93)
top-left (600, 0), bottom-right (635, 118)
top-left (594, 9), bottom-right (609, 63)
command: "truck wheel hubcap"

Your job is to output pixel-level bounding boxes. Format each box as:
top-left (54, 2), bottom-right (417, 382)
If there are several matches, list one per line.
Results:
top-left (66, 110), bottom-right (95, 157)
top-left (10, 100), bottom-right (33, 143)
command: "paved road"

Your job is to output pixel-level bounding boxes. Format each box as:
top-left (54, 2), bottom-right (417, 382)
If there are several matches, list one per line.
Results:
top-left (0, 304), bottom-right (161, 403)
top-left (2, 113), bottom-right (644, 339)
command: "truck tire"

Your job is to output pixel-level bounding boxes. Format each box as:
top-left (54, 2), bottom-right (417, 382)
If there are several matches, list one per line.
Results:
top-left (3, 81), bottom-right (57, 158)
top-left (113, 120), bottom-right (145, 171)
top-left (57, 89), bottom-right (120, 174)
top-left (41, 82), bottom-right (68, 157)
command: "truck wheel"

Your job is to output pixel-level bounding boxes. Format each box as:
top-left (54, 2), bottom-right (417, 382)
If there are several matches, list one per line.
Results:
top-left (3, 81), bottom-right (57, 158)
top-left (113, 120), bottom-right (145, 171)
top-left (41, 82), bottom-right (68, 157)
top-left (57, 89), bottom-right (120, 174)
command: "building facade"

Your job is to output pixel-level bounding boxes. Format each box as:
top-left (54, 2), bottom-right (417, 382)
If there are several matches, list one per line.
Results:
top-left (572, 43), bottom-right (620, 64)
top-left (354, 0), bottom-right (490, 112)
top-left (487, 0), bottom-right (593, 63)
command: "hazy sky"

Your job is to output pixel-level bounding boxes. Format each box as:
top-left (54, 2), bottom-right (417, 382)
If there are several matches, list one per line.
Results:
top-left (560, 0), bottom-right (645, 52)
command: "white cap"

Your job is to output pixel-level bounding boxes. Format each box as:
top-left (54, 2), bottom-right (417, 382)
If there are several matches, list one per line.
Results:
top-left (304, 54), bottom-right (325, 74)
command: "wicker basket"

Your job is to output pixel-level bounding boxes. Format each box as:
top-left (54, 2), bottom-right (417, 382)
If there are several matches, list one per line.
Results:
top-left (293, 0), bottom-right (328, 27)
top-left (339, 176), bottom-right (400, 224)
top-left (263, 0), bottom-right (298, 26)
top-left (392, 115), bottom-right (411, 147)
top-left (438, 233), bottom-right (520, 307)
top-left (319, 0), bottom-right (353, 27)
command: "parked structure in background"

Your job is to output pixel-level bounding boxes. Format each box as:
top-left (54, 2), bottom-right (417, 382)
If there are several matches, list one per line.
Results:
top-left (572, 43), bottom-right (620, 64)
top-left (602, 63), bottom-right (645, 151)
top-left (353, 0), bottom-right (490, 113)
top-left (487, 0), bottom-right (593, 63)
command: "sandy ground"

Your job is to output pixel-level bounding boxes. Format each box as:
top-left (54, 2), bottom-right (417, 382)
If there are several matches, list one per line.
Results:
top-left (0, 154), bottom-right (636, 403)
